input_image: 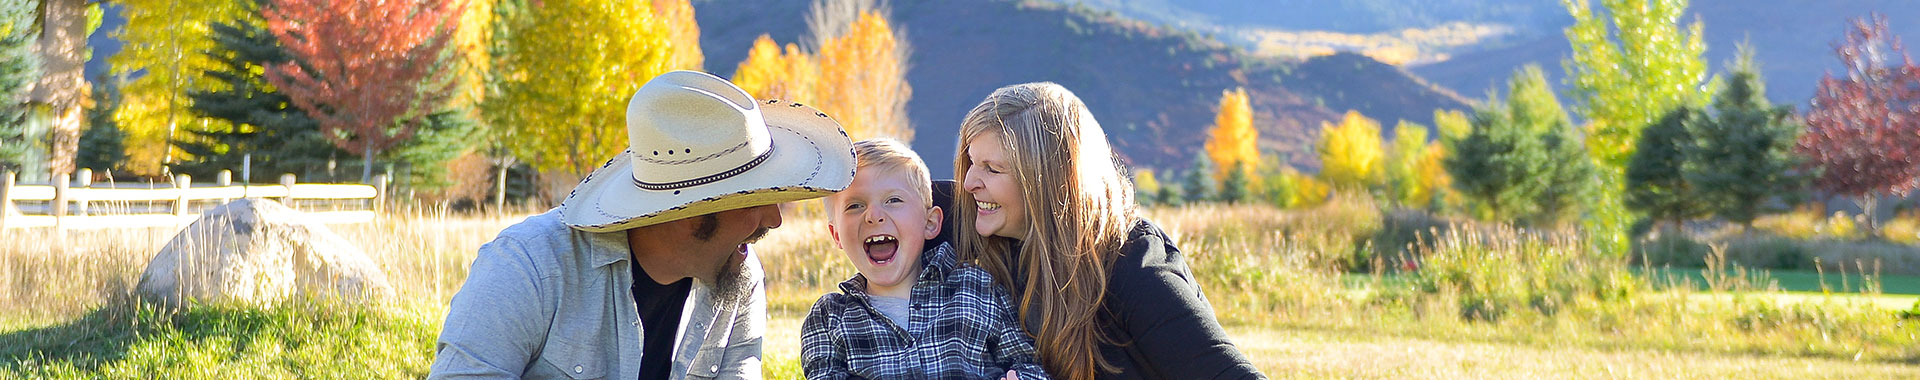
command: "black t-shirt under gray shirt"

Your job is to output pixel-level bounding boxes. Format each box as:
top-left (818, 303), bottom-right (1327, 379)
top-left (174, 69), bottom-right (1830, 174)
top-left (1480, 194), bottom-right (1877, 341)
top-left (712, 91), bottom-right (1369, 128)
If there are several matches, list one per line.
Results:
top-left (632, 261), bottom-right (693, 380)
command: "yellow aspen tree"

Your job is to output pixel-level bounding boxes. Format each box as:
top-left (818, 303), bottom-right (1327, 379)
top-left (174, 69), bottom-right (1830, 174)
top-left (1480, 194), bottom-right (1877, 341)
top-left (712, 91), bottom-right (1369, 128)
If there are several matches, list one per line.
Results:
top-left (1133, 168), bottom-right (1162, 205)
top-left (1434, 109), bottom-right (1471, 142)
top-left (731, 34), bottom-right (818, 105)
top-left (492, 0), bottom-right (671, 175)
top-left (111, 0), bottom-right (248, 175)
top-left (652, 0), bottom-right (704, 71)
top-left (1285, 168), bottom-right (1332, 207)
top-left (1203, 87), bottom-right (1258, 183)
top-left (452, 0), bottom-right (494, 113)
top-left (1385, 121), bottom-right (1430, 205)
top-left (1414, 142), bottom-right (1453, 209)
top-left (815, 10), bottom-right (912, 142)
top-left (1316, 110), bottom-right (1384, 191)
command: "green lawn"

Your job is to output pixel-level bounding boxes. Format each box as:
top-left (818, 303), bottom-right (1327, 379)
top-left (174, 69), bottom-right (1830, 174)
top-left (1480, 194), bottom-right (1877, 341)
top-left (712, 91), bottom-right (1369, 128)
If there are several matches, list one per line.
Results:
top-left (0, 300), bottom-right (442, 379)
top-left (1641, 268), bottom-right (1920, 294)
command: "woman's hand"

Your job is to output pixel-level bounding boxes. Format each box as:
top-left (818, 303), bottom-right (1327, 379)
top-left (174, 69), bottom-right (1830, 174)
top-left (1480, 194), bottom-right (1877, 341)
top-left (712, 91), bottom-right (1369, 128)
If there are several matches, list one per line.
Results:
top-left (1001, 370), bottom-right (1018, 380)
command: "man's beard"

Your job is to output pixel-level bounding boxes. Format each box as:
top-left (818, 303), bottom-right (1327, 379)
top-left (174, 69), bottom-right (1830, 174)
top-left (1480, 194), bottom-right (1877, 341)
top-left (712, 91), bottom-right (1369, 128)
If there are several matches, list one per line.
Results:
top-left (694, 216), bottom-right (768, 311)
top-left (710, 248), bottom-right (757, 311)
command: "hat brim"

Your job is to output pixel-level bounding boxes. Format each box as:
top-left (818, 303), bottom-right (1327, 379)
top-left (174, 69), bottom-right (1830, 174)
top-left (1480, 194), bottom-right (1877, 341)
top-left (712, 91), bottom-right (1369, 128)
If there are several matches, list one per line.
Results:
top-left (560, 100), bottom-right (854, 232)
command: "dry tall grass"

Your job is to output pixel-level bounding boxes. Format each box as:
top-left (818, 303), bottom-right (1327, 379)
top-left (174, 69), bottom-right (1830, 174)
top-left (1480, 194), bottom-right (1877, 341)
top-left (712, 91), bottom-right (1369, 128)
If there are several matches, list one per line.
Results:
top-left (7, 198), bottom-right (1920, 378)
top-left (0, 205), bottom-right (534, 326)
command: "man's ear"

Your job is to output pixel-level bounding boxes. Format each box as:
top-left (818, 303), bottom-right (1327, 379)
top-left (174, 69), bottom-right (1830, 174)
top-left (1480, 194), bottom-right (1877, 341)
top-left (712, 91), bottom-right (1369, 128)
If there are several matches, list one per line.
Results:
top-left (925, 205), bottom-right (943, 237)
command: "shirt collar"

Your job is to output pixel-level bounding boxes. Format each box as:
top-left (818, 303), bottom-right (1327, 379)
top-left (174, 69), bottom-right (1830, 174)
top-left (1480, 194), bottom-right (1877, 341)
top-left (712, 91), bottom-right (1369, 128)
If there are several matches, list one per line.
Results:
top-left (579, 227), bottom-right (632, 268)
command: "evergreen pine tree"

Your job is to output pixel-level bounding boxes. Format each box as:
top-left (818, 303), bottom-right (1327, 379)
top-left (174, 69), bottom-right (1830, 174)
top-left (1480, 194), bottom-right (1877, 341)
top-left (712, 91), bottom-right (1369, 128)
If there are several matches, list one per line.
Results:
top-left (0, 1), bottom-right (39, 173)
top-left (1183, 154), bottom-right (1216, 204)
top-left (1686, 47), bottom-right (1807, 231)
top-left (1156, 179), bottom-right (1182, 207)
top-left (1219, 161), bottom-right (1251, 203)
top-left (1445, 65), bottom-right (1595, 225)
top-left (77, 77), bottom-right (128, 172)
top-left (173, 16), bottom-right (347, 180)
top-left (1534, 124), bottom-right (1598, 227)
top-left (1625, 107), bottom-right (1705, 233)
top-left (1447, 106), bottom-right (1545, 222)
top-left (381, 107), bottom-right (475, 191)
top-left (1507, 65), bottom-right (1592, 227)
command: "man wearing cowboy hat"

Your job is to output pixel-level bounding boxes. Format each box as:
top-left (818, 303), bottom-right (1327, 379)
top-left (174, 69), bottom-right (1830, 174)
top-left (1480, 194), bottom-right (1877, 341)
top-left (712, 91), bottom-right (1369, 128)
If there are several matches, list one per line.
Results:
top-left (429, 71), bottom-right (855, 379)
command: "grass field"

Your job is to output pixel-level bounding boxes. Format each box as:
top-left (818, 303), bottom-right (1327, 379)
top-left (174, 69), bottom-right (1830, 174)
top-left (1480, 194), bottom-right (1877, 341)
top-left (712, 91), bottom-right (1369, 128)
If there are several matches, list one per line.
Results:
top-left (5, 201), bottom-right (1920, 379)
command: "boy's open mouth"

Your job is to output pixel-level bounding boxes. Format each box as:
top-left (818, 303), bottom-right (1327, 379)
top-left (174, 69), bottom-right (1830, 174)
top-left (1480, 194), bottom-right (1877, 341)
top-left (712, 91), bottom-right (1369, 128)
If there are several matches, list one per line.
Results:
top-left (864, 235), bottom-right (899, 264)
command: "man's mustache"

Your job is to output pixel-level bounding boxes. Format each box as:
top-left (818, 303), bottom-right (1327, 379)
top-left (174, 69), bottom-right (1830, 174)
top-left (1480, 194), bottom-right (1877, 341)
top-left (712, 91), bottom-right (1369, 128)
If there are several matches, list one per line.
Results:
top-left (743, 227), bottom-right (771, 245)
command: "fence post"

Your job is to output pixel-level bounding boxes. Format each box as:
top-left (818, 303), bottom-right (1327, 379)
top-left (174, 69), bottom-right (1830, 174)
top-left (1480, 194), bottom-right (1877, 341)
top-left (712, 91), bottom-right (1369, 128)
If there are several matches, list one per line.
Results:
top-left (1, 171), bottom-right (13, 229)
top-left (217, 170), bottom-right (232, 204)
top-left (280, 173), bottom-right (297, 205)
top-left (174, 174), bottom-right (192, 220)
top-left (74, 168), bottom-right (91, 216)
top-left (52, 172), bottom-right (71, 229)
top-left (372, 174), bottom-right (388, 215)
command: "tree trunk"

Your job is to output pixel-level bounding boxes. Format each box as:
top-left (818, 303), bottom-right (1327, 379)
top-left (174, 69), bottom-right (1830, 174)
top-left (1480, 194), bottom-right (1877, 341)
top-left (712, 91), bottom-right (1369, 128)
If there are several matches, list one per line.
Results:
top-left (362, 146), bottom-right (375, 184)
top-left (1861, 194), bottom-right (1882, 239)
top-left (30, 0), bottom-right (91, 176)
top-left (492, 159), bottom-right (508, 211)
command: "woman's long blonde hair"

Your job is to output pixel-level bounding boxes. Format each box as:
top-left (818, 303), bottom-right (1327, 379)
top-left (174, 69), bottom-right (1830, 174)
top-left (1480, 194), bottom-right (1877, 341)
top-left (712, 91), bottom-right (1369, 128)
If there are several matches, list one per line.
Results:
top-left (954, 82), bottom-right (1136, 380)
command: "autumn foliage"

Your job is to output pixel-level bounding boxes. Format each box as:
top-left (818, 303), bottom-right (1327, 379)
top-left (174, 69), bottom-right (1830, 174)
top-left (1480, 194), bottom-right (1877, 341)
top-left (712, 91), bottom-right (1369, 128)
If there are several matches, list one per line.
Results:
top-left (732, 34), bottom-right (821, 106)
top-left (1317, 110), bottom-right (1384, 190)
top-left (488, 0), bottom-right (674, 176)
top-left (815, 10), bottom-right (913, 142)
top-left (1797, 15), bottom-right (1920, 200)
top-left (1797, 15), bottom-right (1920, 232)
top-left (727, 5), bottom-right (911, 143)
top-left (264, 0), bottom-right (467, 182)
top-left (110, 0), bottom-right (248, 174)
top-left (1204, 87), bottom-right (1258, 182)
top-left (653, 0), bottom-right (704, 71)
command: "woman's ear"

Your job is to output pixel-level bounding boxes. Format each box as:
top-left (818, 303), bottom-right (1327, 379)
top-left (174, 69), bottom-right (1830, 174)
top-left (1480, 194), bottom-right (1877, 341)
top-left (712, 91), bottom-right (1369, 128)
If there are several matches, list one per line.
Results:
top-left (925, 205), bottom-right (944, 236)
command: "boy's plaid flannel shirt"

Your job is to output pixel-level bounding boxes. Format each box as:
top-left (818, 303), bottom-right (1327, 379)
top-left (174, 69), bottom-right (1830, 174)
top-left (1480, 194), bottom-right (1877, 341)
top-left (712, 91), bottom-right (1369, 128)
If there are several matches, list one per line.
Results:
top-left (801, 243), bottom-right (1050, 379)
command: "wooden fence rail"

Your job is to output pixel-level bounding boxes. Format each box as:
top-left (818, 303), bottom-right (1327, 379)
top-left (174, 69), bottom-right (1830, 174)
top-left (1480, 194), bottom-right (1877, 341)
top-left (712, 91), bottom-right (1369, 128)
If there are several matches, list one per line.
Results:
top-left (0, 169), bottom-right (386, 230)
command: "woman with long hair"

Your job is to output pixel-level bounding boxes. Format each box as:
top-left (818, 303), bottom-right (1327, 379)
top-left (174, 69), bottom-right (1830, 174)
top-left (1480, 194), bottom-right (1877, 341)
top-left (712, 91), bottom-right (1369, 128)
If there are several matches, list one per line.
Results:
top-left (953, 82), bottom-right (1265, 380)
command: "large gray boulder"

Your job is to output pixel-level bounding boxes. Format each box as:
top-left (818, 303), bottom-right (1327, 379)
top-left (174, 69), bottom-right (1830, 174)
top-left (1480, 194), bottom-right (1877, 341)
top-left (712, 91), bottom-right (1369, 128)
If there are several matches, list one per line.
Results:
top-left (137, 198), bottom-right (394, 307)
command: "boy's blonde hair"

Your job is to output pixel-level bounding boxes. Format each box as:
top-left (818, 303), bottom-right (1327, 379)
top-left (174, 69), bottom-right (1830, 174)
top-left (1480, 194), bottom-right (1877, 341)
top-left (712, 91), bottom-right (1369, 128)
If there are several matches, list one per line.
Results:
top-left (824, 139), bottom-right (934, 220)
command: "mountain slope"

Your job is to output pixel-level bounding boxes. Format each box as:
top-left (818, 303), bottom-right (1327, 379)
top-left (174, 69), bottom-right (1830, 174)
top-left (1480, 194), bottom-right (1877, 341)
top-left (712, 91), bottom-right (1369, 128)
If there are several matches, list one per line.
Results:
top-left (1070, 0), bottom-right (1920, 108)
top-left (694, 0), bottom-right (1468, 177)
top-left (1413, 1), bottom-right (1920, 108)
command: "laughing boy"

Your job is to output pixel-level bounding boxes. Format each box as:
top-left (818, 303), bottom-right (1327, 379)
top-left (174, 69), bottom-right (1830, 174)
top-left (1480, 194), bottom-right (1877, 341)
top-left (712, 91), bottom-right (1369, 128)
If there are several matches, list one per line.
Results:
top-left (801, 139), bottom-right (1049, 380)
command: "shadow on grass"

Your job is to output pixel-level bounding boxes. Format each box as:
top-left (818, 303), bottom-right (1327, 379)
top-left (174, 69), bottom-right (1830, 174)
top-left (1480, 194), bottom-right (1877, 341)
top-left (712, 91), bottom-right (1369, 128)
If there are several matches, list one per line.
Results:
top-left (0, 299), bottom-right (167, 371)
top-left (0, 297), bottom-right (431, 377)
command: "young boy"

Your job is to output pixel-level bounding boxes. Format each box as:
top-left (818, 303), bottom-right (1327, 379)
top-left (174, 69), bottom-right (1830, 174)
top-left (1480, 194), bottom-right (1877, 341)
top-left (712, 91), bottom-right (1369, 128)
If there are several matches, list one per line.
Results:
top-left (802, 139), bottom-right (1049, 379)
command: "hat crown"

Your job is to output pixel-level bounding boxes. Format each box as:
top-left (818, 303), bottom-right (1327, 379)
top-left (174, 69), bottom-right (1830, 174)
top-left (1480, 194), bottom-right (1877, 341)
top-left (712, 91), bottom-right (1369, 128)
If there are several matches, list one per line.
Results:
top-left (625, 71), bottom-right (774, 189)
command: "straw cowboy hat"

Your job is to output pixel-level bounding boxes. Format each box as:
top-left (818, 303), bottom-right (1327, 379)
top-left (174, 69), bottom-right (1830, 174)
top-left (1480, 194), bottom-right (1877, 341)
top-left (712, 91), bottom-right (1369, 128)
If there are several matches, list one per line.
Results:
top-left (560, 70), bottom-right (855, 232)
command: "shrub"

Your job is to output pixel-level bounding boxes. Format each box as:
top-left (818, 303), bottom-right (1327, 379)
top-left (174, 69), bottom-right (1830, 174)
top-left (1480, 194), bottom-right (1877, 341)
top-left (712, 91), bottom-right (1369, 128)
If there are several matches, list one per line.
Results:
top-left (1635, 232), bottom-right (1712, 268)
top-left (1405, 226), bottom-right (1635, 321)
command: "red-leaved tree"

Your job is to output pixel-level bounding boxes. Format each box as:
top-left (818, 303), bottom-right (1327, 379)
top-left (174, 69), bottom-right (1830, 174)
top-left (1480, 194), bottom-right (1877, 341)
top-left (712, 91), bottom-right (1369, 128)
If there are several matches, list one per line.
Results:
top-left (264, 0), bottom-right (467, 183)
top-left (1796, 14), bottom-right (1920, 235)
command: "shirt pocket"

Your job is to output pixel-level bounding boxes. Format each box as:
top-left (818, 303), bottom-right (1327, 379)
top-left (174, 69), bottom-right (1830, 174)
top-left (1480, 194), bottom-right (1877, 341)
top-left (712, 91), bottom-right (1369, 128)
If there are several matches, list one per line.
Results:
top-left (536, 339), bottom-right (609, 379)
top-left (684, 342), bottom-right (728, 379)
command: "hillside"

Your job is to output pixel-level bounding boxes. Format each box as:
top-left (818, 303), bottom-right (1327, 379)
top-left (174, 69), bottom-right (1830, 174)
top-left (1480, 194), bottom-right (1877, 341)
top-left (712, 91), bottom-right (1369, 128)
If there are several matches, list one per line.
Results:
top-left (1413, 1), bottom-right (1920, 109)
top-left (1066, 0), bottom-right (1920, 110)
top-left (693, 0), bottom-right (1470, 177)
